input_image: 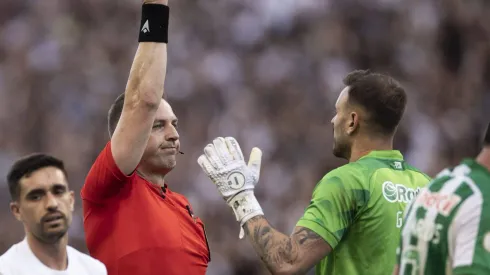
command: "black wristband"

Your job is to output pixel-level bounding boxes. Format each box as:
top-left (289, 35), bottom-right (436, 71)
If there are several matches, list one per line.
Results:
top-left (138, 4), bottom-right (169, 43)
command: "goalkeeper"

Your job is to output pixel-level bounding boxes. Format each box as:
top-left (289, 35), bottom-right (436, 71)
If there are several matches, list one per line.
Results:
top-left (198, 70), bottom-right (431, 275)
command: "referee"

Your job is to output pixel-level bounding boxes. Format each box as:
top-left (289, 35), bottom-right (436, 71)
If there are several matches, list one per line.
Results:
top-left (81, 1), bottom-right (210, 275)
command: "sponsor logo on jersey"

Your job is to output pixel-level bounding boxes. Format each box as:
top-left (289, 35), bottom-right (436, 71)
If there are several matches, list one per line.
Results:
top-left (415, 191), bottom-right (461, 216)
top-left (391, 161), bottom-right (403, 170)
top-left (382, 181), bottom-right (421, 203)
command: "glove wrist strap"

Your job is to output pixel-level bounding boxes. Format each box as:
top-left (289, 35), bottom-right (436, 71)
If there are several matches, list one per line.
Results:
top-left (228, 191), bottom-right (263, 239)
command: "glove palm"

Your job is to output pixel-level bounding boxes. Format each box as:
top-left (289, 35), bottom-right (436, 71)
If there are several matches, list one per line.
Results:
top-left (198, 137), bottom-right (263, 238)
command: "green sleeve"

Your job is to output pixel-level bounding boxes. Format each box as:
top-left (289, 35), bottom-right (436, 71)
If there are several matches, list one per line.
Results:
top-left (296, 166), bottom-right (368, 249)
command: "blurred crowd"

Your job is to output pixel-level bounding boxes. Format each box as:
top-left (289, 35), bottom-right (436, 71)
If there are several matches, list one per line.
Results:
top-left (1, 0), bottom-right (489, 274)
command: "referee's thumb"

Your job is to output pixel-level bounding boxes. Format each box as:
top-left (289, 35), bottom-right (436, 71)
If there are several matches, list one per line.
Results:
top-left (247, 147), bottom-right (262, 177)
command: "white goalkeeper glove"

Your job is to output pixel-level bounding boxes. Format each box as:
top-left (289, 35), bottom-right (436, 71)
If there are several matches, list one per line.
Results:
top-left (197, 137), bottom-right (263, 239)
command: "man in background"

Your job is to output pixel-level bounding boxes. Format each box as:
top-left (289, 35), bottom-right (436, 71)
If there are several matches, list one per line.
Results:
top-left (81, 0), bottom-right (210, 274)
top-left (198, 70), bottom-right (430, 274)
top-left (394, 122), bottom-right (490, 275)
top-left (0, 153), bottom-right (106, 275)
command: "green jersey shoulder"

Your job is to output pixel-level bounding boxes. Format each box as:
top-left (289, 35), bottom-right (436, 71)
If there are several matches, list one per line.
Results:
top-left (297, 150), bottom-right (431, 275)
top-left (398, 159), bottom-right (490, 275)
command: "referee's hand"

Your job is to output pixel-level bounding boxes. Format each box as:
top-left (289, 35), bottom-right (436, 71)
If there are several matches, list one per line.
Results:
top-left (198, 137), bottom-right (264, 238)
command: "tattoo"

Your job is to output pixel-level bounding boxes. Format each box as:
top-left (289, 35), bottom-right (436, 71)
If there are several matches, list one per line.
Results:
top-left (244, 216), bottom-right (329, 275)
top-left (294, 227), bottom-right (323, 245)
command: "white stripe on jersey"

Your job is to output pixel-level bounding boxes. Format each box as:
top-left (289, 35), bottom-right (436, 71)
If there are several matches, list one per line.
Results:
top-left (418, 175), bottom-right (464, 272)
top-left (447, 165), bottom-right (483, 269)
top-left (400, 164), bottom-right (476, 275)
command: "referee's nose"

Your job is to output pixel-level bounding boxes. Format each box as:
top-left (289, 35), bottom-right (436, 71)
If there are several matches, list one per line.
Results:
top-left (165, 123), bottom-right (179, 142)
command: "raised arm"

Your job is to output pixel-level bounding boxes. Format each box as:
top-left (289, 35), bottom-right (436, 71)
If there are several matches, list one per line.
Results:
top-left (81, 1), bottom-right (171, 203)
top-left (198, 137), bottom-right (361, 274)
top-left (111, 0), bottom-right (169, 175)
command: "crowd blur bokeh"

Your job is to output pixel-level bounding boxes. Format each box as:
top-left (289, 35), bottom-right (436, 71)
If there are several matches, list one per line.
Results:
top-left (1, 0), bottom-right (489, 274)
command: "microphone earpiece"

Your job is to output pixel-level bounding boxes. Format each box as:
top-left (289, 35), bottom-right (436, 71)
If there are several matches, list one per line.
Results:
top-left (179, 151), bottom-right (184, 155)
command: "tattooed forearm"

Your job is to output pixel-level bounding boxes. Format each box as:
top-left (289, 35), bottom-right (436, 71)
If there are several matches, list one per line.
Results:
top-left (243, 216), bottom-right (330, 275)
top-left (244, 216), bottom-right (298, 273)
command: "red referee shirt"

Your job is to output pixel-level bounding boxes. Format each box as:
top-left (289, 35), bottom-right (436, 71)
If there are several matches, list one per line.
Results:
top-left (81, 142), bottom-right (210, 275)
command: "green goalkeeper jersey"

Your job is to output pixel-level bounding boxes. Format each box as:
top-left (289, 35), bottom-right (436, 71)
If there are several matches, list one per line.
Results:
top-left (296, 150), bottom-right (431, 275)
top-left (397, 159), bottom-right (490, 275)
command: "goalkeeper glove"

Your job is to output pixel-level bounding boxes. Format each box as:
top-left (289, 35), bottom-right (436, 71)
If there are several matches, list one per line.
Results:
top-left (197, 137), bottom-right (263, 239)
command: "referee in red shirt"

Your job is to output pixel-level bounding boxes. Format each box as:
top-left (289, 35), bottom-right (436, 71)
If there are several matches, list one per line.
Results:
top-left (80, 1), bottom-right (210, 274)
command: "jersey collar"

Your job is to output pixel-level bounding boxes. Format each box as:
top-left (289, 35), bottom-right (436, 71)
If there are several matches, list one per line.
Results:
top-left (461, 158), bottom-right (490, 176)
top-left (359, 150), bottom-right (404, 161)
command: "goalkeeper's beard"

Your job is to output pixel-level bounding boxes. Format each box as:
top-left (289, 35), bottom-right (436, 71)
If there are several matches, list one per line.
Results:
top-left (333, 138), bottom-right (352, 160)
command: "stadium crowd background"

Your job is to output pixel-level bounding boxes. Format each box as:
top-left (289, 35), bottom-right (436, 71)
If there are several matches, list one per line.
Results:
top-left (0, 0), bottom-right (489, 274)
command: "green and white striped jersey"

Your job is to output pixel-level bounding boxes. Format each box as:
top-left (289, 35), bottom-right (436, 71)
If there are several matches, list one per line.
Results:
top-left (397, 159), bottom-right (490, 275)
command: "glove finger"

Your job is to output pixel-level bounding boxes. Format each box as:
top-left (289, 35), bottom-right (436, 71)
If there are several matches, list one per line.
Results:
top-left (197, 154), bottom-right (216, 179)
top-left (213, 137), bottom-right (233, 164)
top-left (225, 137), bottom-right (244, 161)
top-left (204, 144), bottom-right (222, 169)
top-left (248, 147), bottom-right (262, 180)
